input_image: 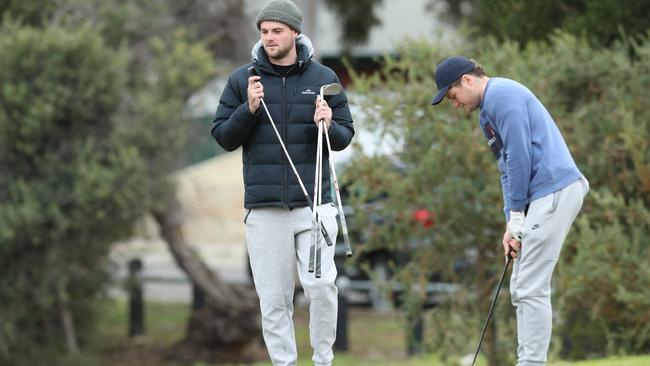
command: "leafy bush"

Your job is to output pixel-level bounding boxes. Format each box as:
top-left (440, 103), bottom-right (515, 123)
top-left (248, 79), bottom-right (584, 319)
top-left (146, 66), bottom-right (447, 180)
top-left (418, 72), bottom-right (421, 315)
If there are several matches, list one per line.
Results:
top-left (464, 0), bottom-right (650, 48)
top-left (0, 23), bottom-right (143, 363)
top-left (0, 16), bottom-right (213, 365)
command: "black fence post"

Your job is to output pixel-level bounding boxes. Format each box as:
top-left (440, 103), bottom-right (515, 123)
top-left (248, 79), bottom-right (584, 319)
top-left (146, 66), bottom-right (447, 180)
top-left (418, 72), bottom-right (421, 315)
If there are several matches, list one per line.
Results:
top-left (192, 282), bottom-right (206, 310)
top-left (127, 258), bottom-right (145, 337)
top-left (334, 276), bottom-right (350, 352)
top-left (407, 309), bottom-right (424, 356)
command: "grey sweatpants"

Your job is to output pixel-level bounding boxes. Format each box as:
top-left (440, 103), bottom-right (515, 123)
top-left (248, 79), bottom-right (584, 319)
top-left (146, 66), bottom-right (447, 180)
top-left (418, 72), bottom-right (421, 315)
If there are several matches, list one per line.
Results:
top-left (510, 177), bottom-right (589, 366)
top-left (245, 204), bottom-right (339, 366)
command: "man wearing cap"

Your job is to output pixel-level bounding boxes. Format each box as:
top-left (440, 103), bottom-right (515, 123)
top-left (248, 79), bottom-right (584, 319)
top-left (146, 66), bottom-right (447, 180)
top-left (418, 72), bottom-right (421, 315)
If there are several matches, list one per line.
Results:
top-left (431, 56), bottom-right (589, 365)
top-left (211, 1), bottom-right (354, 365)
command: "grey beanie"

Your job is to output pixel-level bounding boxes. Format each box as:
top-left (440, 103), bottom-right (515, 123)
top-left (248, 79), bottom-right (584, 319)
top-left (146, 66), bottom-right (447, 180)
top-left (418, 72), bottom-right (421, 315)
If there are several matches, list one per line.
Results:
top-left (256, 0), bottom-right (303, 33)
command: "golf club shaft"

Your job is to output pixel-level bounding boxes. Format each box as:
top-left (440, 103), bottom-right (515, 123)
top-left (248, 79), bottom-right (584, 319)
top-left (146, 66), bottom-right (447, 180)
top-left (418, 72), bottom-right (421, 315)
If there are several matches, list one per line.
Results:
top-left (324, 126), bottom-right (352, 257)
top-left (471, 255), bottom-right (513, 366)
top-left (315, 120), bottom-right (324, 278)
top-left (259, 98), bottom-right (333, 247)
top-left (309, 119), bottom-right (322, 274)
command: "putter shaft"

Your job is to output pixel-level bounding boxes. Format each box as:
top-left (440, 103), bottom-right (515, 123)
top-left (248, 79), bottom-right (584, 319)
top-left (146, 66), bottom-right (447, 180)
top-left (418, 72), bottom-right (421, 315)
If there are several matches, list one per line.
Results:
top-left (471, 255), bottom-right (513, 365)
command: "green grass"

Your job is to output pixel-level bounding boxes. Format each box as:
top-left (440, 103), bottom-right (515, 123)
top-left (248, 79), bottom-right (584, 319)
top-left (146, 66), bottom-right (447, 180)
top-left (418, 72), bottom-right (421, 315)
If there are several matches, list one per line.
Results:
top-left (228, 355), bottom-right (650, 366)
top-left (94, 299), bottom-right (650, 366)
top-left (227, 354), bottom-right (650, 366)
top-left (94, 298), bottom-right (190, 351)
top-left (551, 356), bottom-right (650, 366)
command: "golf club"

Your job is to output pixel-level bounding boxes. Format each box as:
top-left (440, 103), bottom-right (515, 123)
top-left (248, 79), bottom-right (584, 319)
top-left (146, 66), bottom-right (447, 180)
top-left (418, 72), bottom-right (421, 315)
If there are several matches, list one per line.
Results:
top-left (315, 119), bottom-right (324, 278)
top-left (319, 83), bottom-right (353, 257)
top-left (468, 253), bottom-right (513, 366)
top-left (247, 66), bottom-right (333, 248)
top-left (309, 118), bottom-right (323, 275)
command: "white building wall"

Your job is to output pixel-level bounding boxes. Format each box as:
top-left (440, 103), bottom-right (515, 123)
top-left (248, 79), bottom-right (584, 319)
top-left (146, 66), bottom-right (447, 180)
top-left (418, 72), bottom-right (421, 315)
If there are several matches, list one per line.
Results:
top-left (246, 0), bottom-right (457, 58)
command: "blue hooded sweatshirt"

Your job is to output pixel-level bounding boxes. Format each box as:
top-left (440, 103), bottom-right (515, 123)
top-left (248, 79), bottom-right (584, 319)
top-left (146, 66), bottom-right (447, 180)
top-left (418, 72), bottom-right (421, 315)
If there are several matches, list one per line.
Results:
top-left (479, 77), bottom-right (582, 221)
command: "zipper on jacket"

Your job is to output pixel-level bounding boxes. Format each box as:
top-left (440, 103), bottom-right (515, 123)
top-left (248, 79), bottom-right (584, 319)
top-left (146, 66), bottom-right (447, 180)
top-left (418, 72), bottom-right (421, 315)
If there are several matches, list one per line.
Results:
top-left (283, 76), bottom-right (289, 208)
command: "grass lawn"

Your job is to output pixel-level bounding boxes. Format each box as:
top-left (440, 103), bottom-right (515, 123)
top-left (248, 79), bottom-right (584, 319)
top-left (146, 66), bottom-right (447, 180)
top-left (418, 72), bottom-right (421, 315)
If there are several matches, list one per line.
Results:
top-left (94, 299), bottom-right (649, 366)
top-left (229, 355), bottom-right (650, 366)
top-left (550, 356), bottom-right (650, 366)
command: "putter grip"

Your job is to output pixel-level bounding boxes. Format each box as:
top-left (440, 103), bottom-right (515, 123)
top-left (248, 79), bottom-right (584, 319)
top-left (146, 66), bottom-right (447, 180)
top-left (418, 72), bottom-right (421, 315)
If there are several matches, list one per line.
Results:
top-left (248, 66), bottom-right (259, 77)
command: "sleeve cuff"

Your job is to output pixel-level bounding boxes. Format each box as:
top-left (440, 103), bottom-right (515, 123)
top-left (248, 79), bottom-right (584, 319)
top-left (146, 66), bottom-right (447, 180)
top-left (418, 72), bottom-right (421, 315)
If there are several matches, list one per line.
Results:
top-left (243, 101), bottom-right (261, 117)
top-left (509, 199), bottom-right (526, 213)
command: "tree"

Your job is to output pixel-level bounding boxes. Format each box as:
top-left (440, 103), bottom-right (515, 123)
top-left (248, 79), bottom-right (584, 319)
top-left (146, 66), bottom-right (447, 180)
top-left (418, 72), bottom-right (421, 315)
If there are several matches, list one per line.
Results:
top-left (170, 0), bottom-right (254, 63)
top-left (0, 1), bottom-right (263, 363)
top-left (323, 0), bottom-right (384, 55)
top-left (433, 0), bottom-right (650, 48)
top-left (152, 197), bottom-right (263, 363)
top-left (0, 22), bottom-right (150, 363)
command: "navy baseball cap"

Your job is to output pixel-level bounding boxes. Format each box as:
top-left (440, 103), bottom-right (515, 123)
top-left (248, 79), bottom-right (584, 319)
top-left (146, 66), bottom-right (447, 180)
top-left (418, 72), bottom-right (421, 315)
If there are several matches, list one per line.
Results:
top-left (431, 56), bottom-right (476, 105)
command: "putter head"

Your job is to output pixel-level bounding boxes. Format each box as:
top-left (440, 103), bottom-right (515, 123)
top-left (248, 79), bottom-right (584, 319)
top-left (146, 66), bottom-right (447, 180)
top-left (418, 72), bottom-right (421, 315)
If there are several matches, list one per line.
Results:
top-left (319, 83), bottom-right (343, 100)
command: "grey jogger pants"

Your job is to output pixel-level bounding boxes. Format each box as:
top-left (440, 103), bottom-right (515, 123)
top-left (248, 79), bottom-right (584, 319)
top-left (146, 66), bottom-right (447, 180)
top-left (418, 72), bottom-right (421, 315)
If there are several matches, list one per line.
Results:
top-left (510, 177), bottom-right (589, 366)
top-left (245, 204), bottom-right (339, 366)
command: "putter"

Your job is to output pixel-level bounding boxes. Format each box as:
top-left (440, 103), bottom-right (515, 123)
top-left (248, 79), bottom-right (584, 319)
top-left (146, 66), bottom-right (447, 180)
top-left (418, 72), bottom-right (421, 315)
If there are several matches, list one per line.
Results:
top-left (248, 66), bottom-right (333, 248)
top-left (469, 254), bottom-right (513, 366)
top-left (319, 83), bottom-right (353, 257)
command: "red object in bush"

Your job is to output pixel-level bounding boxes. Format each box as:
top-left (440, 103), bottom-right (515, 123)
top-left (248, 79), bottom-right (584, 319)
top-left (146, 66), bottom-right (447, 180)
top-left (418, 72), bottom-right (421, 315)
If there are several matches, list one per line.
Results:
top-left (411, 208), bottom-right (435, 229)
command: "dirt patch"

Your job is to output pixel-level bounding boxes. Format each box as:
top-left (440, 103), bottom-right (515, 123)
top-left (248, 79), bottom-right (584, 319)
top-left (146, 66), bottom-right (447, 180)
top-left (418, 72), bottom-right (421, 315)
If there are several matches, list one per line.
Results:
top-left (102, 337), bottom-right (268, 366)
top-left (102, 339), bottom-right (168, 366)
top-left (101, 307), bottom-right (409, 365)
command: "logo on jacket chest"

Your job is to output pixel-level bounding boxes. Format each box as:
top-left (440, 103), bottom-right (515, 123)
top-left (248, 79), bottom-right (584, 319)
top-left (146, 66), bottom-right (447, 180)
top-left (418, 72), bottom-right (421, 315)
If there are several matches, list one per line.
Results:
top-left (301, 89), bottom-right (316, 95)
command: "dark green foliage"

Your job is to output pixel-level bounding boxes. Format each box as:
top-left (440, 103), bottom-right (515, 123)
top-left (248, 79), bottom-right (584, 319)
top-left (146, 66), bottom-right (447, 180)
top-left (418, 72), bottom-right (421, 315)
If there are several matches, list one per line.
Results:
top-left (558, 192), bottom-right (650, 358)
top-left (0, 2), bottom-right (213, 363)
top-left (0, 0), bottom-right (57, 26)
top-left (435, 0), bottom-right (650, 48)
top-left (0, 23), bottom-right (144, 363)
top-left (562, 0), bottom-right (650, 47)
top-left (471, 0), bottom-right (567, 45)
top-left (346, 34), bottom-right (649, 363)
top-left (324, 0), bottom-right (384, 54)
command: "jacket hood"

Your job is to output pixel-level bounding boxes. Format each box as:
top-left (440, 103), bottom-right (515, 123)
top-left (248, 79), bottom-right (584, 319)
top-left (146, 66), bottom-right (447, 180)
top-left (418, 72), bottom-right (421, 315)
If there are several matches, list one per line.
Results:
top-left (251, 34), bottom-right (315, 73)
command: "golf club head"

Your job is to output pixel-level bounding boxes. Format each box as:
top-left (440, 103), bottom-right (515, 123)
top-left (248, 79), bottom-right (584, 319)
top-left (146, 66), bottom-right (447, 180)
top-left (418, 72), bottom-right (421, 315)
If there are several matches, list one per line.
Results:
top-left (319, 83), bottom-right (343, 100)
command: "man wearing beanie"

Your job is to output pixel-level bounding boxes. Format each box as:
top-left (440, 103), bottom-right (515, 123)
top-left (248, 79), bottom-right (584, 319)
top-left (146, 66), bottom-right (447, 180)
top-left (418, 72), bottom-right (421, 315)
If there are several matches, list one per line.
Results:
top-left (211, 1), bottom-right (354, 365)
top-left (431, 57), bottom-right (589, 365)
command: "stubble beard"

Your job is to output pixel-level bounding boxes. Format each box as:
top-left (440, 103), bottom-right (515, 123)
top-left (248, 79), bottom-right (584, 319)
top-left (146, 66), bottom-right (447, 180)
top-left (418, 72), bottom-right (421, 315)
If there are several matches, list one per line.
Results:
top-left (265, 41), bottom-right (294, 63)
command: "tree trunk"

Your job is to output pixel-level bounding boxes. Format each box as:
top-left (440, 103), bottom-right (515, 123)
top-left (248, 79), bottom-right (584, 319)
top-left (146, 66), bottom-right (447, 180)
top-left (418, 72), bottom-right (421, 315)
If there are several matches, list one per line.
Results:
top-left (57, 282), bottom-right (79, 354)
top-left (152, 197), bottom-right (264, 364)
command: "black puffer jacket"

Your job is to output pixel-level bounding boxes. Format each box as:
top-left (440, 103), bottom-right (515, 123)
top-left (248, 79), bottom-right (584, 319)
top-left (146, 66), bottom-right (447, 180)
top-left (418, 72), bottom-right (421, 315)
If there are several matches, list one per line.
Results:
top-left (211, 35), bottom-right (355, 209)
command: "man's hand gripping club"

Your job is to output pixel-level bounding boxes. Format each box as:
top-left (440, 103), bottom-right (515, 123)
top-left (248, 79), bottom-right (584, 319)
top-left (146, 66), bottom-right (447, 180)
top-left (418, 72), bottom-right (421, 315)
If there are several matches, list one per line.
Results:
top-left (503, 210), bottom-right (525, 259)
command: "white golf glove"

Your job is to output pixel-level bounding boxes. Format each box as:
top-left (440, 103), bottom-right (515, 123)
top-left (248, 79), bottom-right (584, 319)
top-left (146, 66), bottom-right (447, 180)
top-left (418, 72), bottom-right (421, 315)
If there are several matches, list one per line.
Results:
top-left (507, 211), bottom-right (525, 242)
